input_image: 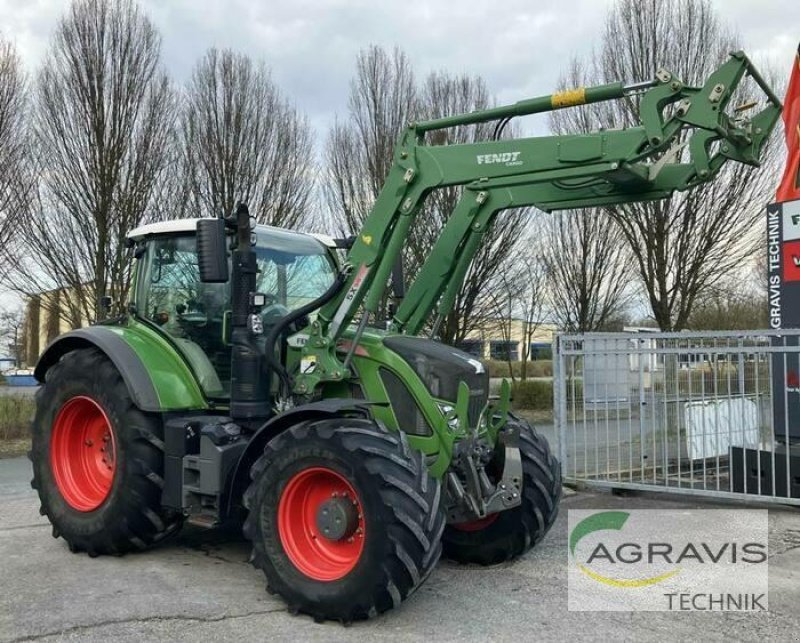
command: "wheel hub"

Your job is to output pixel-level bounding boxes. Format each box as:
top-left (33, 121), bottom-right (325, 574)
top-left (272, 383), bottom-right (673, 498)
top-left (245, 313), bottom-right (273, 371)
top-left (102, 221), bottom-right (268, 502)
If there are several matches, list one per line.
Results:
top-left (277, 467), bottom-right (365, 581)
top-left (50, 396), bottom-right (116, 512)
top-left (316, 496), bottom-right (359, 541)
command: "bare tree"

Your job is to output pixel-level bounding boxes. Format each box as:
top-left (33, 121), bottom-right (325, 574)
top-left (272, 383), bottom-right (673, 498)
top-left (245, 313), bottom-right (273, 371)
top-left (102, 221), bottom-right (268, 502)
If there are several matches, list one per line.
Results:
top-left (686, 278), bottom-right (767, 330)
top-left (516, 255), bottom-right (547, 380)
top-left (324, 45), bottom-right (417, 234)
top-left (325, 45), bottom-right (527, 343)
top-left (551, 0), bottom-right (779, 330)
top-left (179, 48), bottom-right (314, 227)
top-left (480, 244), bottom-right (547, 380)
top-left (417, 73), bottom-right (528, 345)
top-left (541, 209), bottom-right (632, 332)
top-left (0, 40), bottom-right (28, 281)
top-left (0, 305), bottom-right (26, 366)
top-left (483, 270), bottom-right (523, 382)
top-left (10, 0), bottom-right (175, 322)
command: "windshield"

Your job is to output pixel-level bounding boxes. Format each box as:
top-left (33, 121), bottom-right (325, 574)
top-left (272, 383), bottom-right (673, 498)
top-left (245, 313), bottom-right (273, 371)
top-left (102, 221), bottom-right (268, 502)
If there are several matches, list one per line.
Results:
top-left (253, 228), bottom-right (336, 311)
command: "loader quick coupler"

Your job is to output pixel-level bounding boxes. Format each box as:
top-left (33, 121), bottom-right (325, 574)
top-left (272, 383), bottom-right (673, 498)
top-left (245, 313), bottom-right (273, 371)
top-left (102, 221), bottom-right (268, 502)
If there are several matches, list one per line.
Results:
top-left (445, 424), bottom-right (522, 524)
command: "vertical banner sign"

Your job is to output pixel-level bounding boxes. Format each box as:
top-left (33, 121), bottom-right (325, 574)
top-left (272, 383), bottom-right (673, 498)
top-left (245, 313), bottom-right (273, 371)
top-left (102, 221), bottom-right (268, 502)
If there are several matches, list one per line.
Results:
top-left (768, 43), bottom-right (800, 457)
top-left (769, 199), bottom-right (800, 442)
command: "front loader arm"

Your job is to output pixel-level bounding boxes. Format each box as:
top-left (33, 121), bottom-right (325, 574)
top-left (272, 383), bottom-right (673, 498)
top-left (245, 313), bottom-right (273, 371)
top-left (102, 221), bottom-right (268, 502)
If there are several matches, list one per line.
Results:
top-left (294, 51), bottom-right (780, 395)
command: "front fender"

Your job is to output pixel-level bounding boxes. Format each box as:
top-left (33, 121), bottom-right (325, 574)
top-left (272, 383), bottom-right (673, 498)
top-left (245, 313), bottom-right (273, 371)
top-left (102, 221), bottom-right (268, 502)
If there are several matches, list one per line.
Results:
top-left (35, 325), bottom-right (208, 413)
top-left (223, 399), bottom-right (376, 519)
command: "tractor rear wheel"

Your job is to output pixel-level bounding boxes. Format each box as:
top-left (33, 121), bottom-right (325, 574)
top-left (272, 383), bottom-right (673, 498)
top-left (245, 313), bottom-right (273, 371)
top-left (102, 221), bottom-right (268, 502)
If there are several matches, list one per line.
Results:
top-left (30, 348), bottom-right (181, 555)
top-left (442, 417), bottom-right (560, 565)
top-left (243, 418), bottom-right (445, 622)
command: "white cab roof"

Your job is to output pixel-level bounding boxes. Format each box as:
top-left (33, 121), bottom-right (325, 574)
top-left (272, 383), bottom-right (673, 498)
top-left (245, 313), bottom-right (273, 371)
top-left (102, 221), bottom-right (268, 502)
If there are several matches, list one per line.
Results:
top-left (127, 218), bottom-right (336, 248)
top-left (127, 218), bottom-right (204, 239)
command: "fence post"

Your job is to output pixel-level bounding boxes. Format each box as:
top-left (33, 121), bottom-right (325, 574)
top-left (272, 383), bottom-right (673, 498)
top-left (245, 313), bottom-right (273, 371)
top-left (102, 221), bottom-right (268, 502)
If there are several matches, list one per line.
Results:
top-left (553, 334), bottom-right (567, 479)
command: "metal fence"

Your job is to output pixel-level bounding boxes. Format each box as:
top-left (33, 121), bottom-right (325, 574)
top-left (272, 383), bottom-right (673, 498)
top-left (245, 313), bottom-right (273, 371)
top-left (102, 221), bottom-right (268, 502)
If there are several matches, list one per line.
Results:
top-left (553, 330), bottom-right (800, 505)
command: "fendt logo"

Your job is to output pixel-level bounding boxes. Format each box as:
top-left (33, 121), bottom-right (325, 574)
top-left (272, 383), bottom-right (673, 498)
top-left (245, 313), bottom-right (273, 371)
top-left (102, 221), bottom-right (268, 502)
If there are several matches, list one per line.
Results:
top-left (568, 510), bottom-right (769, 612)
top-left (476, 151), bottom-right (522, 166)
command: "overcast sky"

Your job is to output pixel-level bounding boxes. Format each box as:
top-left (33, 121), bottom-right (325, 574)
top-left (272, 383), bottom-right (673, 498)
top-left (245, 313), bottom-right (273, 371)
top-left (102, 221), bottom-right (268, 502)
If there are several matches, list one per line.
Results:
top-left (1, 0), bottom-right (798, 139)
top-left (0, 0), bottom-right (796, 315)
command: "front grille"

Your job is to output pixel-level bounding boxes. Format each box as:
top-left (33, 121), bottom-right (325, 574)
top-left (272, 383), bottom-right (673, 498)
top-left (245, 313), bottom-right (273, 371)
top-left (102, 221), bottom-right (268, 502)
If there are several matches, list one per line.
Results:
top-left (379, 368), bottom-right (433, 437)
top-left (468, 392), bottom-right (486, 427)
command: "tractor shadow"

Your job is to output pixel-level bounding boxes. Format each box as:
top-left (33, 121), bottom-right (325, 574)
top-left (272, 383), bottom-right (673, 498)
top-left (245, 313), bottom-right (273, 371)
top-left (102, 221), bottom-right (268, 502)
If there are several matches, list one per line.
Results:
top-left (164, 520), bottom-right (253, 566)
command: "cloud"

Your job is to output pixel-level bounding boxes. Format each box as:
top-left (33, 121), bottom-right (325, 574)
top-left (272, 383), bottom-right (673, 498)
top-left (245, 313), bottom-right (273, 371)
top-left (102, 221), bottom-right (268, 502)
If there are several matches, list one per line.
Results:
top-left (143, 0), bottom-right (614, 137)
top-left (3, 0), bottom-right (797, 140)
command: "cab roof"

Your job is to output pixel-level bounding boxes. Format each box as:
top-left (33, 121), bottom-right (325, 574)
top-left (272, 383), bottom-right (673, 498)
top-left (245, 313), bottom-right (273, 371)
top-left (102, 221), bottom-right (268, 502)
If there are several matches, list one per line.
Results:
top-left (126, 218), bottom-right (336, 248)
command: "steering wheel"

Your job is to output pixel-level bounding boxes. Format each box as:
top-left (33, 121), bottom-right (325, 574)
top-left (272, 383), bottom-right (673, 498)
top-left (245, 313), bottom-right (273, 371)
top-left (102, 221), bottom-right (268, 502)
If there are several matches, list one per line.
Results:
top-left (174, 302), bottom-right (208, 344)
top-left (261, 303), bottom-right (290, 327)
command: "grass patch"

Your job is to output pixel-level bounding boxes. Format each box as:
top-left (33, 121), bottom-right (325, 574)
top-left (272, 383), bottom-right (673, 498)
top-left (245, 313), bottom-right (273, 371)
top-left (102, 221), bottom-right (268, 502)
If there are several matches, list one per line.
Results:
top-left (0, 394), bottom-right (35, 441)
top-left (0, 438), bottom-right (30, 458)
top-left (515, 408), bottom-right (555, 425)
top-left (0, 394), bottom-right (35, 458)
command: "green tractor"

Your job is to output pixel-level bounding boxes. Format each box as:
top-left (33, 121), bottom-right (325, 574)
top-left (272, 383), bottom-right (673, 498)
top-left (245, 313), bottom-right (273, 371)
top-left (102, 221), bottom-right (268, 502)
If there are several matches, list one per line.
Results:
top-left (30, 52), bottom-right (778, 621)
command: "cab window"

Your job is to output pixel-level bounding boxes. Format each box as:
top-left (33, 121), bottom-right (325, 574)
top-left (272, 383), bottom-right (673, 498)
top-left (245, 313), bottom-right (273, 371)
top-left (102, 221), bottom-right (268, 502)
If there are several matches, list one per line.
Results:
top-left (135, 229), bottom-right (336, 397)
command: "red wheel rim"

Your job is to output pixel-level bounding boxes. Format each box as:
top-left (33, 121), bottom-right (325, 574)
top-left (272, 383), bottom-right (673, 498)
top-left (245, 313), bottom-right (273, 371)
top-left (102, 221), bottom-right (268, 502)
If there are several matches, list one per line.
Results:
top-left (452, 513), bottom-right (499, 532)
top-left (277, 466), bottom-right (365, 581)
top-left (50, 396), bottom-right (116, 512)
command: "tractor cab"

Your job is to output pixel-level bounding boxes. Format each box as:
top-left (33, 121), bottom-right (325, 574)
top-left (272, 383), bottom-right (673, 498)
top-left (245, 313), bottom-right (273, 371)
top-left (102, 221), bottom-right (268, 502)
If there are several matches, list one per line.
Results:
top-left (126, 218), bottom-right (338, 399)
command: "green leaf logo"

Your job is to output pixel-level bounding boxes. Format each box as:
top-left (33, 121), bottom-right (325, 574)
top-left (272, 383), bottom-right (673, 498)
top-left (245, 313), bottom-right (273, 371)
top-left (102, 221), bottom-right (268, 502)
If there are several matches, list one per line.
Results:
top-left (570, 511), bottom-right (680, 588)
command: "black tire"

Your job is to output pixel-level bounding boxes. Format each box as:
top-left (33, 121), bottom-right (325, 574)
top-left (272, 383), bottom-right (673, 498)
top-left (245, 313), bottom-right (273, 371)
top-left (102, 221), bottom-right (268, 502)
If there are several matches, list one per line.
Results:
top-left (442, 417), bottom-right (560, 565)
top-left (30, 348), bottom-right (182, 555)
top-left (243, 418), bottom-right (445, 622)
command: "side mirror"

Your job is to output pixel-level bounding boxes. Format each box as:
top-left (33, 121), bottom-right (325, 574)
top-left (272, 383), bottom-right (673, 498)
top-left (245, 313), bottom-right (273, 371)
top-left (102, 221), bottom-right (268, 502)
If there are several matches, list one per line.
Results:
top-left (197, 218), bottom-right (229, 283)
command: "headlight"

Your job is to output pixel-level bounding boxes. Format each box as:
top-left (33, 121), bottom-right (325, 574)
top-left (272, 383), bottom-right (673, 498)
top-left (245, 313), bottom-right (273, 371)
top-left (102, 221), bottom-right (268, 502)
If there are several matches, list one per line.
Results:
top-left (437, 402), bottom-right (459, 431)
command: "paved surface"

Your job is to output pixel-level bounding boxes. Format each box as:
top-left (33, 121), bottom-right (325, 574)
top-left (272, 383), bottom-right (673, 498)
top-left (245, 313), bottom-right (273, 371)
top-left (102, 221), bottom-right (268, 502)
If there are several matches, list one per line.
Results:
top-left (2, 456), bottom-right (800, 642)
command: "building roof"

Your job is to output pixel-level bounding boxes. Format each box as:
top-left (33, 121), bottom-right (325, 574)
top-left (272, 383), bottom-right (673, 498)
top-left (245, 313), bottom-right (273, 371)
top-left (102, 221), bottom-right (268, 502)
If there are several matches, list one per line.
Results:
top-left (126, 218), bottom-right (336, 248)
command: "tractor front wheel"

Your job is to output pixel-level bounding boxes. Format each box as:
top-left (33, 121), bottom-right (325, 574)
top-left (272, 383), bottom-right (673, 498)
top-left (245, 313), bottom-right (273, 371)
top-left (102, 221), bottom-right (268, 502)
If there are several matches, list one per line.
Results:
top-left (243, 418), bottom-right (445, 622)
top-left (30, 348), bottom-right (181, 555)
top-left (442, 417), bottom-right (561, 565)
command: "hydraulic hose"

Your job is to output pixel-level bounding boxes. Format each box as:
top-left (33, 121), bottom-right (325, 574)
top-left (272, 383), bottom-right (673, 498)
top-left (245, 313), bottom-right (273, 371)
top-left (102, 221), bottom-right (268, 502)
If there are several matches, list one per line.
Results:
top-left (264, 269), bottom-right (348, 397)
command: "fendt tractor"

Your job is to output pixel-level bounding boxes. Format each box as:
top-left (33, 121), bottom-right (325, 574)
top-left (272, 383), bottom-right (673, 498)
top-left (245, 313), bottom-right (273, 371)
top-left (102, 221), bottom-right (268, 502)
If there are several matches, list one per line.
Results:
top-left (29, 52), bottom-right (778, 621)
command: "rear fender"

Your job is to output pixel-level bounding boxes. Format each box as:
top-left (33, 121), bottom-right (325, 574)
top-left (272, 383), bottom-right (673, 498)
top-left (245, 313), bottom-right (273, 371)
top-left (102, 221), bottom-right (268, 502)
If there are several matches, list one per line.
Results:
top-left (34, 326), bottom-right (207, 412)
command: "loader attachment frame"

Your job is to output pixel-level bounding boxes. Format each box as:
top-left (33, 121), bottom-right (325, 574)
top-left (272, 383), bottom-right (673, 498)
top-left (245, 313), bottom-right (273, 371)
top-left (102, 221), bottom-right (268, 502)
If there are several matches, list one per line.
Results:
top-left (294, 51), bottom-right (781, 395)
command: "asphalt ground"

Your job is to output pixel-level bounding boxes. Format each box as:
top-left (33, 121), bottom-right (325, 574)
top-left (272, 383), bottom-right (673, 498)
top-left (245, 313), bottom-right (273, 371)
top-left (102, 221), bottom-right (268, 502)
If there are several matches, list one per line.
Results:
top-left (2, 455), bottom-right (800, 642)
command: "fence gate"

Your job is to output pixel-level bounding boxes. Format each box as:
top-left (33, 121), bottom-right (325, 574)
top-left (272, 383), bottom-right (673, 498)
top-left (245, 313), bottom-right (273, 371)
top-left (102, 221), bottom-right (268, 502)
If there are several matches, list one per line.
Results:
top-left (553, 330), bottom-right (800, 505)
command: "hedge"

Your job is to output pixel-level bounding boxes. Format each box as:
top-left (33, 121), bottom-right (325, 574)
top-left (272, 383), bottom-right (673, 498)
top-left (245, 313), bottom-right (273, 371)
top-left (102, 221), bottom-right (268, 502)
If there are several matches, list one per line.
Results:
top-left (511, 380), bottom-right (553, 410)
top-left (484, 359), bottom-right (553, 379)
top-left (510, 378), bottom-right (585, 411)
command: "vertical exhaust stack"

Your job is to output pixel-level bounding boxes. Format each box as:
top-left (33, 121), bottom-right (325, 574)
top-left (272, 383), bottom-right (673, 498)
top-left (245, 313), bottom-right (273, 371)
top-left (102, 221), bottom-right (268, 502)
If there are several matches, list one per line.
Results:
top-left (228, 203), bottom-right (270, 421)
